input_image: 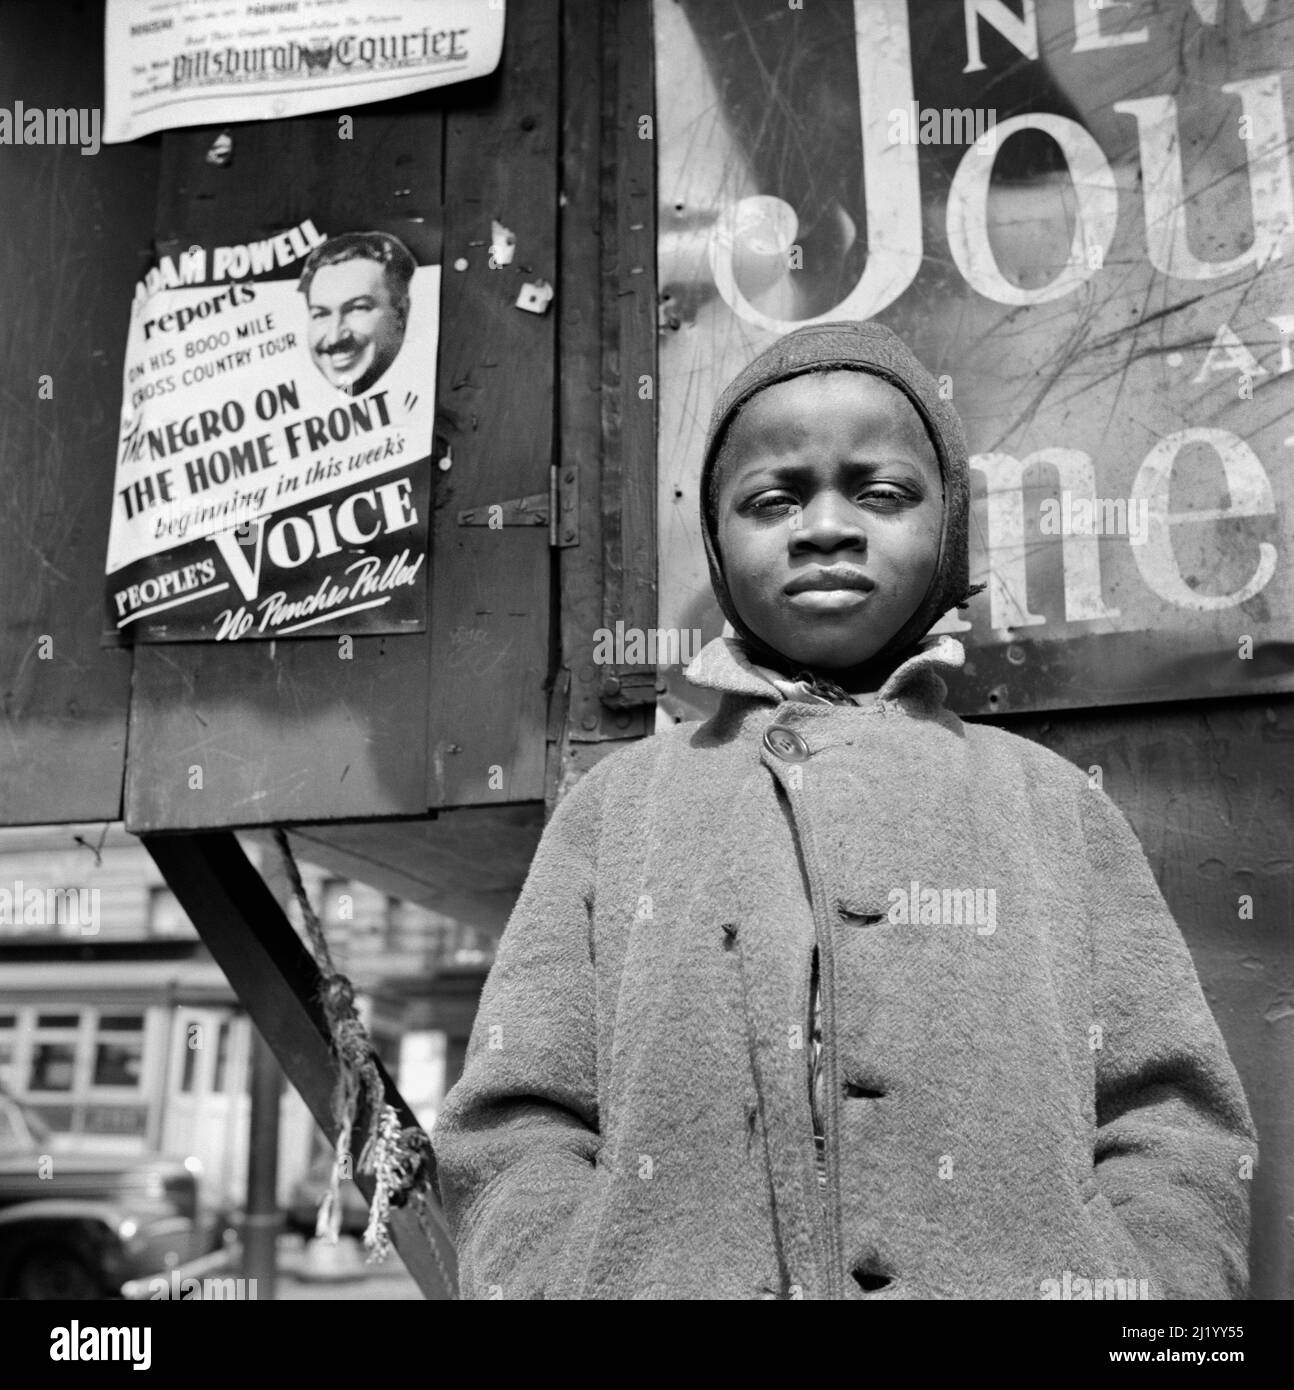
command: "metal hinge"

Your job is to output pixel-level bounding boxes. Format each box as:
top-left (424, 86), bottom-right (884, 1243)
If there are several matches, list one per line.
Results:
top-left (455, 466), bottom-right (579, 548)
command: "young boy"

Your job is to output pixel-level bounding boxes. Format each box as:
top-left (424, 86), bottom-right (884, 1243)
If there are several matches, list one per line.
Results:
top-left (432, 321), bottom-right (1256, 1300)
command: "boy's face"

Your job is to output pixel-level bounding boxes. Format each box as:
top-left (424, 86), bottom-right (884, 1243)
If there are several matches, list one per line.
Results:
top-left (715, 370), bottom-right (944, 676)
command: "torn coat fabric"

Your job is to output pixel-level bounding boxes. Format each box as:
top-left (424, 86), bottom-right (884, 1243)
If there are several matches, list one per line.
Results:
top-left (432, 633), bottom-right (1256, 1301)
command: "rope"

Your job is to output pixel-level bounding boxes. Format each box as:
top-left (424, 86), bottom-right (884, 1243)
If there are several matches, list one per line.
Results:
top-left (272, 829), bottom-right (437, 1266)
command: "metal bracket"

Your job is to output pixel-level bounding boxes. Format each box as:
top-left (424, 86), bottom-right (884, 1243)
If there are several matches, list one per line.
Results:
top-left (456, 465), bottom-right (579, 549)
top-left (599, 665), bottom-right (662, 709)
top-left (456, 492), bottom-right (549, 528)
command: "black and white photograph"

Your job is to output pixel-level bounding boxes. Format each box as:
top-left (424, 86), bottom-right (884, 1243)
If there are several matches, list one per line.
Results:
top-left (0, 0), bottom-right (1289, 1363)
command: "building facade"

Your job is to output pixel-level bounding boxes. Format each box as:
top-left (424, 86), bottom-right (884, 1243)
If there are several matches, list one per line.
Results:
top-left (0, 823), bottom-right (489, 1211)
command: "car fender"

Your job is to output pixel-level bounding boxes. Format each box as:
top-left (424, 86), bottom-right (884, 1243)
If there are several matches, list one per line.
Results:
top-left (0, 1200), bottom-right (126, 1292)
top-left (0, 1198), bottom-right (124, 1233)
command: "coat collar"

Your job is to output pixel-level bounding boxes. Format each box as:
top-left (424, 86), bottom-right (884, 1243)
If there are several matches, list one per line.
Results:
top-left (684, 631), bottom-right (965, 719)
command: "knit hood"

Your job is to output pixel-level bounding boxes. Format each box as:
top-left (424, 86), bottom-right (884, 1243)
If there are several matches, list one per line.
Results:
top-left (699, 320), bottom-right (984, 683)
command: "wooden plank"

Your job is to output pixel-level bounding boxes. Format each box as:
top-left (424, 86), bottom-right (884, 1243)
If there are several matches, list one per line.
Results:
top-left (126, 636), bottom-right (432, 830)
top-left (588, 0), bottom-right (657, 745)
top-left (554, 0), bottom-right (610, 785)
top-left (287, 803), bottom-right (545, 935)
top-left (551, 0), bottom-right (660, 784)
top-left (604, 0), bottom-right (659, 646)
top-left (995, 700), bottom-right (1294, 1300)
top-left (425, 0), bottom-right (558, 809)
top-left (0, 0), bottom-right (156, 825)
top-left (124, 107), bottom-right (443, 831)
top-left (142, 831), bottom-right (458, 1299)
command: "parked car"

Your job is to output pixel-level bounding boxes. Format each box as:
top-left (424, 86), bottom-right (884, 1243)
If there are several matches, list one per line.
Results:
top-left (0, 1085), bottom-right (231, 1298)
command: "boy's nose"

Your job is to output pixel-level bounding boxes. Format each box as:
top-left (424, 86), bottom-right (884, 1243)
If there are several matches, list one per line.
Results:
top-left (790, 493), bottom-right (867, 547)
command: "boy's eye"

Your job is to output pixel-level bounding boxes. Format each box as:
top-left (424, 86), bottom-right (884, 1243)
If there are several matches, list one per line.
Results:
top-left (748, 492), bottom-right (799, 513)
top-left (746, 485), bottom-right (915, 514)
top-left (864, 486), bottom-right (913, 508)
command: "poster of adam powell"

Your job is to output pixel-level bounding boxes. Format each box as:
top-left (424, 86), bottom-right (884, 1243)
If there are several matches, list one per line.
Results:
top-left (103, 218), bottom-right (440, 644)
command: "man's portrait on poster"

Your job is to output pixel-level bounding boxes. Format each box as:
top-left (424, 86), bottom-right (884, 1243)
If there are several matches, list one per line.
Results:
top-left (298, 230), bottom-right (416, 396)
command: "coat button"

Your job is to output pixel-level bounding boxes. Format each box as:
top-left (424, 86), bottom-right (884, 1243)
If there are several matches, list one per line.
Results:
top-left (763, 724), bottom-right (810, 762)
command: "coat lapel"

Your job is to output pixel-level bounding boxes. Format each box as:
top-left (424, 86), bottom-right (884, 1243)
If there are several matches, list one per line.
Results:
top-left (684, 632), bottom-right (966, 716)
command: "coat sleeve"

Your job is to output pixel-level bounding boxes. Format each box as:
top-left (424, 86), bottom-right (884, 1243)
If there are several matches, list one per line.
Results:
top-left (1079, 781), bottom-right (1256, 1299)
top-left (430, 759), bottom-right (607, 1299)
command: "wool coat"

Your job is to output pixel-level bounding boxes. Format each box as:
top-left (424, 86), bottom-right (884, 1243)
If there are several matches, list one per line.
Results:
top-left (432, 632), bottom-right (1256, 1300)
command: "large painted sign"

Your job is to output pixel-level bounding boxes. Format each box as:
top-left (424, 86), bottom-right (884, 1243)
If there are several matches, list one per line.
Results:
top-left (654, 0), bottom-right (1294, 717)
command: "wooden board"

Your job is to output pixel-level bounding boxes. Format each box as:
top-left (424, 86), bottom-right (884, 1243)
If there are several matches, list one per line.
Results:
top-left (995, 699), bottom-right (1294, 1301)
top-left (555, 0), bottom-right (608, 767)
top-left (424, 0), bottom-right (558, 809)
top-left (287, 805), bottom-right (546, 936)
top-left (598, 0), bottom-right (658, 658)
top-left (555, 0), bottom-right (660, 775)
top-left (0, 0), bottom-right (156, 825)
top-left (124, 5), bottom-right (561, 828)
top-left (123, 105), bottom-right (443, 830)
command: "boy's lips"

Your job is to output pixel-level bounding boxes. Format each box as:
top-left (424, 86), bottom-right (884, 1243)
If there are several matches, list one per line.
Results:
top-left (783, 567), bottom-right (876, 595)
top-left (786, 588), bottom-right (872, 613)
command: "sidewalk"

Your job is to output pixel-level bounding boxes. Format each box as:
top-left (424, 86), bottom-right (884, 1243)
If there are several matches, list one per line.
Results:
top-left (125, 1232), bottom-right (429, 1300)
top-left (272, 1234), bottom-right (424, 1300)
